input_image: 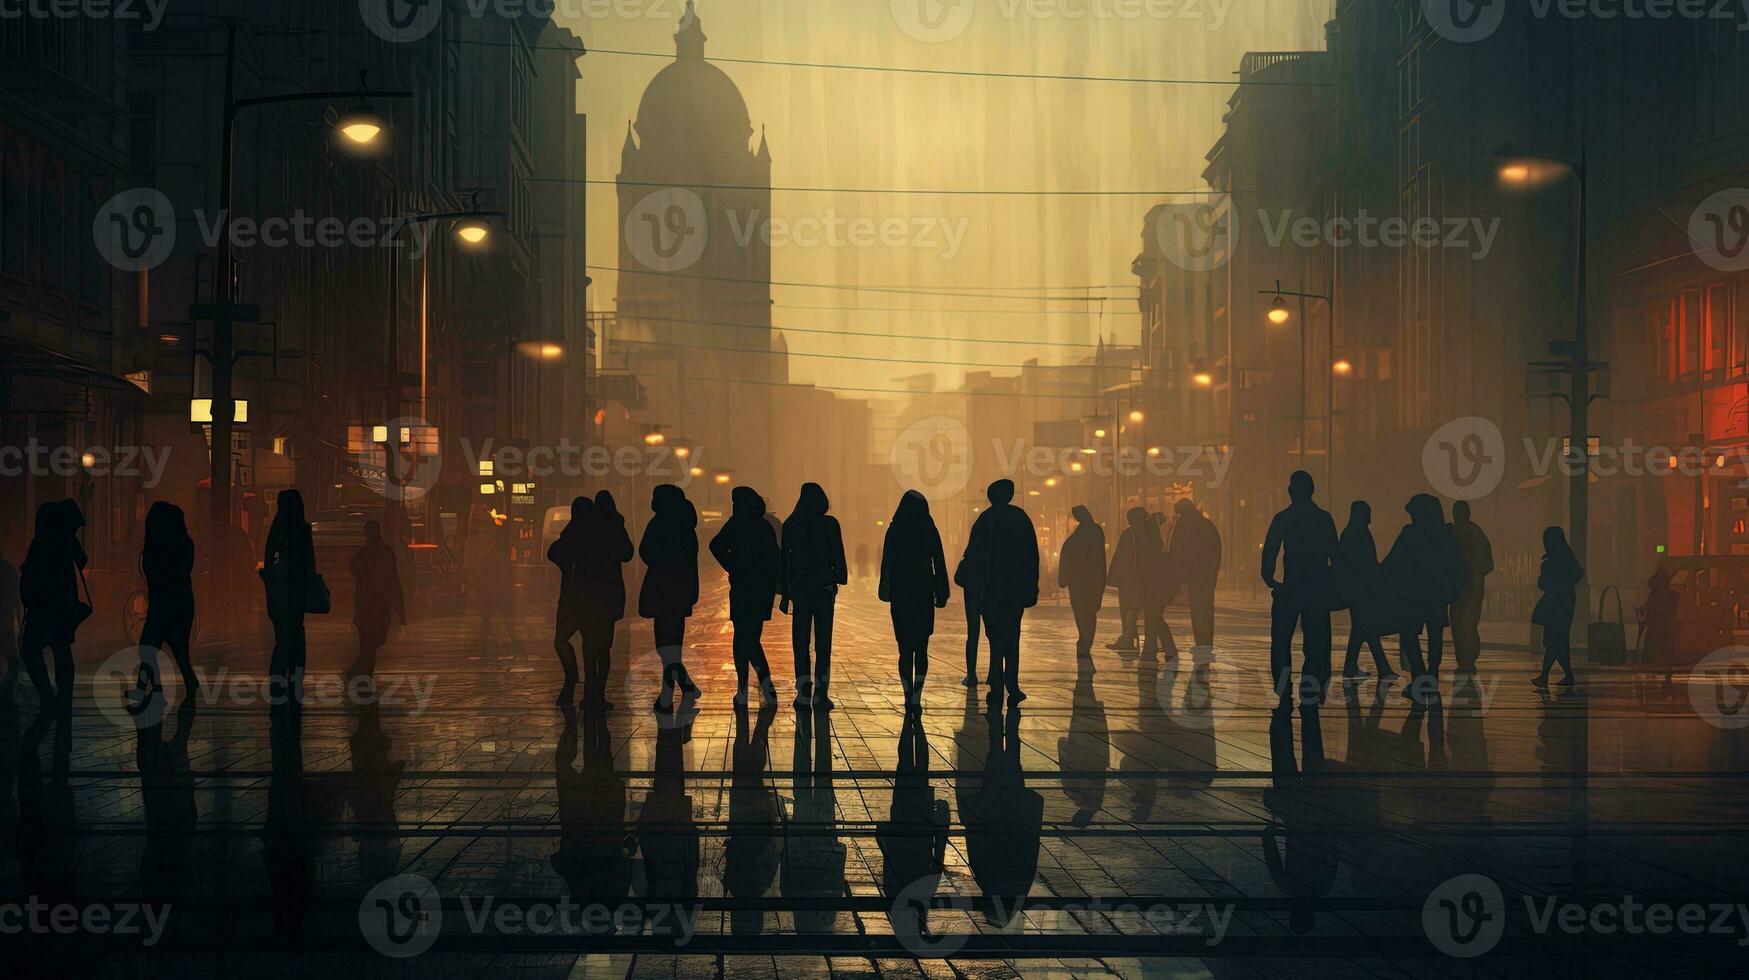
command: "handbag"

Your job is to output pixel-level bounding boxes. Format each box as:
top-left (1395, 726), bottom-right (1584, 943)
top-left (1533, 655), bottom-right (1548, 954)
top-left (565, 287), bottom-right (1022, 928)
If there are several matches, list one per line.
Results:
top-left (306, 569), bottom-right (332, 615)
top-left (1587, 585), bottom-right (1627, 665)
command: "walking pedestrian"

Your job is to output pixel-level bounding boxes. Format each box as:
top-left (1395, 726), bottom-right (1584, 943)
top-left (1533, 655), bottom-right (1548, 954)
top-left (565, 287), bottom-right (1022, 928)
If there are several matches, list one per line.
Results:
top-left (782, 483), bottom-right (847, 709)
top-left (709, 486), bottom-right (782, 707)
top-left (879, 490), bottom-right (951, 711)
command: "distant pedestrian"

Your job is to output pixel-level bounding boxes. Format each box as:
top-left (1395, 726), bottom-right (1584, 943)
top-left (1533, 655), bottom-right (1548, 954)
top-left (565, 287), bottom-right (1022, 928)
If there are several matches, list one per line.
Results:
top-left (1104, 507), bottom-right (1150, 652)
top-left (1167, 499), bottom-right (1222, 656)
top-left (1058, 505), bottom-right (1105, 658)
top-left (1260, 472), bottom-right (1338, 707)
top-left (19, 501), bottom-right (88, 708)
top-left (262, 491), bottom-right (318, 687)
top-left (1448, 501), bottom-right (1494, 676)
top-left (137, 502), bottom-right (199, 695)
top-left (549, 494), bottom-right (633, 708)
top-left (641, 484), bottom-right (702, 711)
top-left (958, 480), bottom-right (1039, 707)
top-left (880, 490), bottom-right (951, 711)
top-left (347, 521), bottom-right (406, 678)
top-left (470, 518), bottom-right (515, 650)
top-left (1336, 501), bottom-right (1395, 681)
top-left (710, 486), bottom-right (782, 707)
top-left (1638, 563), bottom-right (1678, 683)
top-left (1139, 513), bottom-right (1179, 661)
top-left (1382, 494), bottom-right (1464, 704)
top-left (782, 483), bottom-right (847, 709)
top-left (854, 542), bottom-right (872, 583)
top-left (1531, 526), bottom-right (1584, 689)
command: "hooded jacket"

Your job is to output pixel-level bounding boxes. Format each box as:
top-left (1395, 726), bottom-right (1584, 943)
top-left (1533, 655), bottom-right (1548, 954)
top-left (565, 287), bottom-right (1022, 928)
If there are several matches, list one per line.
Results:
top-left (1057, 505), bottom-right (1106, 609)
top-left (781, 483), bottom-right (847, 596)
top-left (879, 490), bottom-right (950, 610)
top-left (639, 484), bottom-right (700, 618)
top-left (710, 486), bottom-right (782, 622)
top-left (957, 480), bottom-right (1039, 610)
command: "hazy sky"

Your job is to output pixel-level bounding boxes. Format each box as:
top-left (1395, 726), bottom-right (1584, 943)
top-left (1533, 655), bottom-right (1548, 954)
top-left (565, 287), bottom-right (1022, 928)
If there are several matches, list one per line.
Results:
top-left (561, 0), bottom-right (1332, 395)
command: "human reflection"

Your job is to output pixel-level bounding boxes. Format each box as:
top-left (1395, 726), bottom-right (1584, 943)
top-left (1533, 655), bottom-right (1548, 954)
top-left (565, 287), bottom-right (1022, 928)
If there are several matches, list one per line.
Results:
top-left (879, 710), bottom-right (948, 942)
top-left (262, 700), bottom-right (313, 938)
top-left (16, 709), bottom-right (76, 907)
top-left (783, 707), bottom-right (845, 936)
top-left (963, 705), bottom-right (1042, 927)
top-left (722, 703), bottom-right (779, 935)
top-left (138, 699), bottom-right (199, 910)
top-left (1058, 656), bottom-right (1107, 825)
top-left (1114, 657), bottom-right (1161, 820)
top-left (639, 716), bottom-right (698, 938)
top-left (553, 706), bottom-right (633, 932)
top-left (346, 701), bottom-right (407, 882)
top-left (1262, 702), bottom-right (1340, 935)
top-left (1444, 674), bottom-right (1494, 828)
top-left (1534, 686), bottom-right (1585, 792)
top-left (1158, 657), bottom-right (1216, 797)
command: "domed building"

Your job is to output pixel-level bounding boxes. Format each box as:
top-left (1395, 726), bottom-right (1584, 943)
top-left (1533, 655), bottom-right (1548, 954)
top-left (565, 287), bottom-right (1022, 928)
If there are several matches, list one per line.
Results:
top-left (616, 1), bottom-right (776, 494)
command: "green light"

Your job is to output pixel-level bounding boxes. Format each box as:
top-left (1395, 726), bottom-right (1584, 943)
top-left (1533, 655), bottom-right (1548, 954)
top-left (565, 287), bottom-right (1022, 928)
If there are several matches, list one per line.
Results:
top-left (1655, 545), bottom-right (1667, 554)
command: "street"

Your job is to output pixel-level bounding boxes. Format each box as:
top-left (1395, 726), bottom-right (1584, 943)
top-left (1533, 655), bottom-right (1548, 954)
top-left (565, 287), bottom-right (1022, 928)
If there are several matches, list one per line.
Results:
top-left (3, 573), bottom-right (1744, 976)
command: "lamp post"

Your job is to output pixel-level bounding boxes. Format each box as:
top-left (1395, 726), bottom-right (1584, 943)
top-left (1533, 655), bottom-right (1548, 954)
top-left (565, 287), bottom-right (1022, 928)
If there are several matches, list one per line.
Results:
top-left (1496, 143), bottom-right (1593, 576)
top-left (204, 22), bottom-right (409, 605)
top-left (1259, 279), bottom-right (1335, 498)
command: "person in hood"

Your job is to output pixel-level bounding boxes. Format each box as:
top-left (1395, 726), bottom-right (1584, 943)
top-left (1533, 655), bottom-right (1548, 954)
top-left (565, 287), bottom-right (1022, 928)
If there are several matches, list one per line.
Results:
top-left (347, 520), bottom-right (405, 679)
top-left (640, 484), bottom-right (701, 711)
top-left (1382, 493), bottom-right (1465, 704)
top-left (137, 501), bottom-right (199, 696)
top-left (1531, 525), bottom-right (1584, 689)
top-left (781, 483), bottom-right (847, 709)
top-left (1057, 505), bottom-right (1105, 658)
top-left (262, 490), bottom-right (314, 686)
top-left (880, 490), bottom-right (951, 710)
top-left (958, 479), bottom-right (1039, 707)
top-left (19, 500), bottom-right (86, 707)
top-left (1167, 499), bottom-right (1222, 656)
top-left (1103, 507), bottom-right (1151, 653)
top-left (710, 486), bottom-right (782, 707)
top-left (548, 494), bottom-right (633, 708)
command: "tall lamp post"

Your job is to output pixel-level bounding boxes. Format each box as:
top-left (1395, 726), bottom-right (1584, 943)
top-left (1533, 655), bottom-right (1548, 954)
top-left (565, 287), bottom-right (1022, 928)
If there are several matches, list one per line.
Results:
top-left (1261, 279), bottom-right (1336, 498)
top-left (1496, 144), bottom-right (1594, 576)
top-left (204, 22), bottom-right (408, 605)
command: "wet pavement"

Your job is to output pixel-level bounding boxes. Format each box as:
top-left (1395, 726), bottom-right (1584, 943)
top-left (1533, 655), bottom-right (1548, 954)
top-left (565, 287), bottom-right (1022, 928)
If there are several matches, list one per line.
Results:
top-left (2, 576), bottom-right (1746, 977)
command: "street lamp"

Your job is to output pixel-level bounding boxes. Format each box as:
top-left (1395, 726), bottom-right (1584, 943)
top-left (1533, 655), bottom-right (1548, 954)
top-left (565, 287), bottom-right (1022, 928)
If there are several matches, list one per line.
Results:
top-left (335, 100), bottom-right (389, 147)
top-left (1332, 359), bottom-right (1354, 376)
top-left (1192, 371), bottom-right (1214, 388)
top-left (1495, 141), bottom-right (1594, 572)
top-left (1267, 294), bottom-right (1291, 326)
top-left (1259, 278), bottom-right (1335, 498)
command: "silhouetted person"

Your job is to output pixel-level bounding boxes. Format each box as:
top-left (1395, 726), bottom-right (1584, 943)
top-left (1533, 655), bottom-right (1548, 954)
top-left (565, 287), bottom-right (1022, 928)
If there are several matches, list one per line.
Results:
top-left (710, 486), bottom-right (781, 706)
top-left (642, 483), bottom-right (702, 710)
top-left (262, 490), bottom-right (316, 688)
top-left (1337, 501), bottom-right (1395, 680)
top-left (1639, 563), bottom-right (1678, 684)
top-left (640, 718), bottom-right (699, 937)
top-left (18, 501), bottom-right (86, 707)
top-left (782, 482), bottom-right (847, 708)
top-left (470, 518), bottom-right (515, 650)
top-left (1383, 494), bottom-right (1464, 704)
top-left (1532, 526), bottom-right (1584, 688)
top-left (1168, 499), bottom-right (1222, 656)
top-left (1058, 505), bottom-right (1106, 659)
top-left (1105, 507), bottom-right (1150, 652)
top-left (137, 501), bottom-right (199, 697)
top-left (959, 479), bottom-right (1039, 706)
top-left (346, 520), bottom-right (405, 679)
top-left (722, 702), bottom-right (780, 935)
top-left (1139, 512), bottom-right (1179, 661)
top-left (1261, 471), bottom-right (1338, 707)
top-left (549, 494), bottom-right (634, 708)
top-left (16, 709), bottom-right (76, 919)
top-left (880, 490), bottom-right (951, 710)
top-left (1449, 500), bottom-right (1494, 676)
top-left (137, 699), bottom-right (198, 913)
top-left (878, 711), bottom-right (948, 945)
top-left (0, 542), bottom-right (18, 693)
top-left (955, 552), bottom-right (983, 686)
top-left (552, 706), bottom-right (633, 933)
top-left (963, 705), bottom-right (1042, 927)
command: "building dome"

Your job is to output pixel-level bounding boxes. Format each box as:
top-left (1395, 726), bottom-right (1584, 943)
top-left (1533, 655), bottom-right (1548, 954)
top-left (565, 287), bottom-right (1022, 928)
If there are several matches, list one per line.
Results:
top-left (627, 2), bottom-right (755, 165)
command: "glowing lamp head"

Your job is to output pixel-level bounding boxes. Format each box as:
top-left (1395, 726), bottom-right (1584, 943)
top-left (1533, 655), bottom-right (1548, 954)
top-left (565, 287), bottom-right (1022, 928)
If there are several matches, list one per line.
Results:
top-left (713, 472), bottom-right (731, 485)
top-left (336, 102), bottom-right (387, 146)
top-left (1128, 410), bottom-right (1144, 423)
top-left (1267, 296), bottom-right (1291, 325)
top-left (643, 431), bottom-right (665, 446)
top-left (1332, 359), bottom-right (1354, 376)
top-left (674, 446), bottom-right (691, 459)
top-left (539, 343), bottom-right (563, 360)
top-left (1193, 371), bottom-right (1214, 388)
top-left (455, 220), bottom-right (489, 245)
top-left (1093, 428), bottom-right (1107, 439)
top-left (689, 466), bottom-right (704, 477)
